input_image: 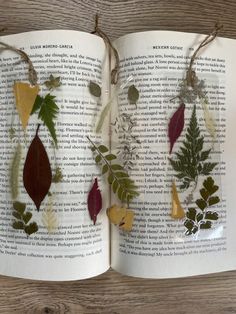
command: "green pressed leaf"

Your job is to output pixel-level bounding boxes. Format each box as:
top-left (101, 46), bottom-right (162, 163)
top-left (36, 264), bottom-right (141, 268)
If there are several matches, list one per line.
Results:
top-left (205, 211), bottom-right (219, 220)
top-left (13, 201), bottom-right (26, 214)
top-left (22, 212), bottom-right (32, 224)
top-left (31, 95), bottom-right (44, 115)
top-left (111, 164), bottom-right (124, 171)
top-left (199, 221), bottom-right (212, 229)
top-left (108, 173), bottom-right (114, 184)
top-left (184, 219), bottom-right (195, 231)
top-left (12, 211), bottom-right (21, 220)
top-left (128, 85), bottom-right (139, 104)
top-left (208, 196), bottom-right (220, 206)
top-left (118, 186), bottom-right (124, 201)
top-left (105, 154), bottom-right (117, 161)
top-left (200, 188), bottom-right (209, 201)
top-left (203, 176), bottom-right (214, 190)
top-left (196, 199), bottom-right (207, 211)
top-left (12, 221), bottom-right (24, 230)
top-left (89, 81), bottom-right (101, 98)
top-left (112, 180), bottom-right (119, 193)
top-left (114, 171), bottom-right (129, 178)
top-left (95, 155), bottom-right (102, 163)
top-left (196, 213), bottom-right (203, 222)
top-left (102, 164), bottom-right (109, 174)
top-left (169, 105), bottom-right (216, 190)
top-left (186, 208), bottom-right (196, 221)
top-left (24, 222), bottom-right (38, 235)
top-left (38, 94), bottom-right (59, 147)
top-left (98, 145), bottom-right (109, 153)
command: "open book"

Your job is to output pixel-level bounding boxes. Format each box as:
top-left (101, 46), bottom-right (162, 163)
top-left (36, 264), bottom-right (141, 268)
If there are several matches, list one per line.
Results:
top-left (0, 29), bottom-right (236, 281)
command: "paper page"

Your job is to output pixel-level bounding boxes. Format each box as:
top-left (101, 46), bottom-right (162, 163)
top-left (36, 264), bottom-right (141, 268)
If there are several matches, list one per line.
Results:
top-left (110, 31), bottom-right (236, 278)
top-left (0, 30), bottom-right (110, 280)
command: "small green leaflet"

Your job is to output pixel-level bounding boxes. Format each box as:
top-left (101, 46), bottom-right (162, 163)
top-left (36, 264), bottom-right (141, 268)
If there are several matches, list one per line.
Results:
top-left (89, 81), bottom-right (101, 98)
top-left (128, 85), bottom-right (139, 104)
top-left (31, 94), bottom-right (59, 147)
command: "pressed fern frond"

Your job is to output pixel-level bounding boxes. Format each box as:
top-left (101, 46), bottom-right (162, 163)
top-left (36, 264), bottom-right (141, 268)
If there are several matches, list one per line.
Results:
top-left (169, 105), bottom-right (217, 190)
top-left (87, 137), bottom-right (139, 206)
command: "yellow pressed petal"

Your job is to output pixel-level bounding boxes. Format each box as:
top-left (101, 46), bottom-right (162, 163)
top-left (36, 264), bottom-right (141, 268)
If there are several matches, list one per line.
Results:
top-left (13, 82), bottom-right (40, 129)
top-left (107, 204), bottom-right (126, 225)
top-left (171, 180), bottom-right (185, 219)
top-left (119, 210), bottom-right (134, 232)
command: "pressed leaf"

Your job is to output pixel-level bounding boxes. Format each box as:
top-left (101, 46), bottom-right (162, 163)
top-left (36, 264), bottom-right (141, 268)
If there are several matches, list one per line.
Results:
top-left (128, 85), bottom-right (139, 104)
top-left (13, 201), bottom-right (26, 214)
top-left (105, 154), bottom-right (116, 161)
top-left (108, 173), bottom-right (114, 184)
top-left (10, 143), bottom-right (22, 200)
top-left (89, 81), bottom-right (101, 98)
top-left (22, 212), bottom-right (32, 224)
top-left (95, 155), bottom-right (102, 163)
top-left (87, 137), bottom-right (139, 205)
top-left (200, 188), bottom-right (209, 201)
top-left (169, 106), bottom-right (216, 189)
top-left (24, 222), bottom-right (38, 235)
top-left (119, 210), bottom-right (134, 232)
top-left (13, 82), bottom-right (40, 129)
top-left (171, 180), bottom-right (185, 219)
top-left (12, 221), bottom-right (24, 230)
top-left (111, 164), bottom-right (124, 171)
top-left (199, 221), bottom-right (212, 229)
top-left (208, 196), bottom-right (220, 206)
top-left (196, 212), bottom-right (203, 222)
top-left (196, 199), bottom-right (207, 211)
top-left (42, 196), bottom-right (59, 233)
top-left (112, 180), bottom-right (119, 193)
top-left (31, 95), bottom-right (43, 115)
top-left (44, 74), bottom-right (61, 91)
top-left (115, 172), bottom-right (129, 178)
top-left (107, 204), bottom-right (134, 232)
top-left (107, 205), bottom-right (126, 225)
top-left (201, 98), bottom-right (216, 140)
top-left (168, 103), bottom-right (185, 154)
top-left (52, 167), bottom-right (63, 183)
top-left (87, 178), bottom-right (102, 225)
top-left (96, 101), bottom-right (112, 133)
top-left (98, 145), bottom-right (109, 153)
top-left (102, 164), bottom-right (109, 174)
top-left (38, 94), bottom-right (59, 147)
top-left (12, 211), bottom-right (21, 220)
top-left (184, 219), bottom-right (194, 231)
top-left (186, 208), bottom-right (196, 221)
top-left (23, 125), bottom-right (52, 210)
top-left (205, 211), bottom-right (219, 220)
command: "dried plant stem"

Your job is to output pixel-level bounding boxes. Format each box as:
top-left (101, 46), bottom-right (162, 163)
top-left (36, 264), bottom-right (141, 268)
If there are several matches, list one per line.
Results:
top-left (186, 22), bottom-right (223, 87)
top-left (0, 41), bottom-right (38, 85)
top-left (91, 14), bottom-right (119, 85)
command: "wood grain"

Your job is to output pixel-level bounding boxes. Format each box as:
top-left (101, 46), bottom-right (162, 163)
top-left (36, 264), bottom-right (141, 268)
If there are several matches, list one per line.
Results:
top-left (1, 0), bottom-right (236, 313)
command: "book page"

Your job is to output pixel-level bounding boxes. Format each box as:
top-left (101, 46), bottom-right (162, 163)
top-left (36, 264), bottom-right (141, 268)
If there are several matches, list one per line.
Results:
top-left (111, 31), bottom-right (236, 278)
top-left (0, 30), bottom-right (110, 280)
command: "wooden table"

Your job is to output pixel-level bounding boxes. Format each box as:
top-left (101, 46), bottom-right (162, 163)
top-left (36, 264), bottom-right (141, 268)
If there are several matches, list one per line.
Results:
top-left (1, 0), bottom-right (236, 313)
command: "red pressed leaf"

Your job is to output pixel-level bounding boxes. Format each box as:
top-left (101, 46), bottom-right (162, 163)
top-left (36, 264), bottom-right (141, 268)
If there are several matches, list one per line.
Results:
top-left (87, 178), bottom-right (102, 225)
top-left (23, 125), bottom-right (52, 211)
top-left (168, 103), bottom-right (185, 154)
